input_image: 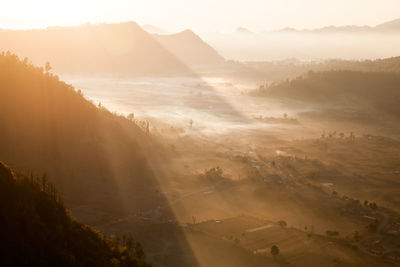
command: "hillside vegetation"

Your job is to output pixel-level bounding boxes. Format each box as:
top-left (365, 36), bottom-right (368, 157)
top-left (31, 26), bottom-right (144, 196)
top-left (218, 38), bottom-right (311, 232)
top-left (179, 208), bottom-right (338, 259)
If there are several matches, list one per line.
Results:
top-left (246, 56), bottom-right (400, 82)
top-left (0, 51), bottom-right (160, 212)
top-left (254, 70), bottom-right (400, 117)
top-left (0, 161), bottom-right (151, 267)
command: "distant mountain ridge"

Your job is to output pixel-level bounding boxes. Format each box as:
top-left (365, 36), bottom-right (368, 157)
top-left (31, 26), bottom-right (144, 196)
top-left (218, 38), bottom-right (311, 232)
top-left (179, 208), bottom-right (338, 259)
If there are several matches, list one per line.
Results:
top-left (275, 18), bottom-right (400, 33)
top-left (0, 22), bottom-right (190, 75)
top-left (201, 18), bottom-right (400, 61)
top-left (0, 22), bottom-right (225, 74)
top-left (153, 29), bottom-right (225, 66)
top-left (235, 27), bottom-right (253, 34)
top-left (228, 18), bottom-right (400, 34)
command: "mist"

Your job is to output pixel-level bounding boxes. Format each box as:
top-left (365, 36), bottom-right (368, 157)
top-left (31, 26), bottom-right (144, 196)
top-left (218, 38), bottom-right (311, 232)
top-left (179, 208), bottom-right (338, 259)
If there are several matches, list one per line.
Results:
top-left (1, 8), bottom-right (400, 267)
top-left (201, 31), bottom-right (400, 61)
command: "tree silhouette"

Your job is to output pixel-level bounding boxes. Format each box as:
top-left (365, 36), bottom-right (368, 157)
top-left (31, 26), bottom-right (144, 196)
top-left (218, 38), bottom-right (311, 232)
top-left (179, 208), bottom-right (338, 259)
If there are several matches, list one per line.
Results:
top-left (45, 61), bottom-right (52, 73)
top-left (271, 245), bottom-right (280, 257)
top-left (127, 113), bottom-right (135, 121)
top-left (278, 220), bottom-right (287, 228)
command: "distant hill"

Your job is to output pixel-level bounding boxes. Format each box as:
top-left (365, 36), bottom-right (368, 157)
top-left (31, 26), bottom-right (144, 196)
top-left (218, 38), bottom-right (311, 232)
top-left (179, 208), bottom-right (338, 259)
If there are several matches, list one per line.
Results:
top-left (153, 29), bottom-right (225, 66)
top-left (0, 52), bottom-right (162, 213)
top-left (235, 27), bottom-right (253, 34)
top-left (275, 18), bottom-right (400, 34)
top-left (0, 161), bottom-right (151, 267)
top-left (245, 56), bottom-right (400, 81)
top-left (254, 70), bottom-right (400, 117)
top-left (0, 22), bottom-right (190, 76)
top-left (201, 18), bottom-right (400, 61)
top-left (375, 18), bottom-right (400, 31)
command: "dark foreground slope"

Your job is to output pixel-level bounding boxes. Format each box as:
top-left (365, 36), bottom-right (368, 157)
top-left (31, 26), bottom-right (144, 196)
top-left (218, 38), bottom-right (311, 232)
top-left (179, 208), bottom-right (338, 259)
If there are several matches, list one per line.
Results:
top-left (0, 52), bottom-right (160, 212)
top-left (0, 53), bottom-right (201, 266)
top-left (0, 161), bottom-right (151, 267)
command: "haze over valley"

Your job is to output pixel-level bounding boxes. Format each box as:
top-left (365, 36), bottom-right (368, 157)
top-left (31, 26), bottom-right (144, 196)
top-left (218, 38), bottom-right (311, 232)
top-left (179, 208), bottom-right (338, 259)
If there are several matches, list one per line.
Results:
top-left (1, 1), bottom-right (400, 266)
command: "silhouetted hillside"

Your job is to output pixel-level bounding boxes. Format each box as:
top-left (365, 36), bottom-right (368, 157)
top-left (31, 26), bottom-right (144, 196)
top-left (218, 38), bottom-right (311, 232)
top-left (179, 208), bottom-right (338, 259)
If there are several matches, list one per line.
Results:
top-left (0, 52), bottom-right (160, 212)
top-left (245, 56), bottom-right (400, 81)
top-left (0, 161), bottom-right (151, 267)
top-left (311, 57), bottom-right (400, 73)
top-left (153, 30), bottom-right (225, 66)
top-left (0, 22), bottom-right (190, 75)
top-left (255, 70), bottom-right (400, 117)
top-left (369, 18), bottom-right (400, 32)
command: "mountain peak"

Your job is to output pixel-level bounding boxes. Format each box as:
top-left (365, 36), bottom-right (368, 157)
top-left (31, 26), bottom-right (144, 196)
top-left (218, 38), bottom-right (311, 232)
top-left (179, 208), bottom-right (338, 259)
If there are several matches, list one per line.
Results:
top-left (235, 27), bottom-right (253, 34)
top-left (179, 29), bottom-right (197, 36)
top-left (153, 29), bottom-right (225, 65)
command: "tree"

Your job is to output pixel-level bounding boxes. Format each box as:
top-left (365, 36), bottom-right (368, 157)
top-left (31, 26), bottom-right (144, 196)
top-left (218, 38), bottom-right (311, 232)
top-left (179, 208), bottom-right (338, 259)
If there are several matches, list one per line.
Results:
top-left (326, 230), bottom-right (339, 237)
top-left (270, 245), bottom-right (280, 257)
top-left (278, 220), bottom-right (287, 228)
top-left (135, 242), bottom-right (146, 260)
top-left (353, 231), bottom-right (360, 242)
top-left (127, 113), bottom-right (134, 121)
top-left (367, 220), bottom-right (378, 232)
top-left (45, 61), bottom-right (52, 73)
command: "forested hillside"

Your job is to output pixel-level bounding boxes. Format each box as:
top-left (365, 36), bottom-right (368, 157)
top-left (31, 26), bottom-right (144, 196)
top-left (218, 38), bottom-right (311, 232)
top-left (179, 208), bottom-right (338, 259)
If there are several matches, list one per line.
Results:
top-left (245, 56), bottom-right (400, 82)
top-left (254, 70), bottom-right (400, 117)
top-left (0, 161), bottom-right (151, 267)
top-left (0, 52), bottom-right (160, 212)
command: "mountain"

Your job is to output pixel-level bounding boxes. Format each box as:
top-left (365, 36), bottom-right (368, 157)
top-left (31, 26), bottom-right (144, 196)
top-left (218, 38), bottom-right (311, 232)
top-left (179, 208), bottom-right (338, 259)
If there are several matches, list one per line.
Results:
top-left (235, 27), bottom-right (253, 34)
top-left (277, 25), bottom-right (371, 34)
top-left (0, 51), bottom-right (161, 213)
top-left (153, 29), bottom-right (225, 66)
top-left (0, 161), bottom-right (151, 267)
top-left (375, 18), bottom-right (400, 31)
top-left (0, 22), bottom-right (189, 76)
top-left (142, 24), bottom-right (169, 34)
top-left (201, 18), bottom-right (400, 61)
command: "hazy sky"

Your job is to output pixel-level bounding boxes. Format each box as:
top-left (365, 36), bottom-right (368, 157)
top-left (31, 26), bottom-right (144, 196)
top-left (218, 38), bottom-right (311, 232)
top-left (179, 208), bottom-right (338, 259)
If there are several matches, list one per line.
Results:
top-left (1, 0), bottom-right (399, 33)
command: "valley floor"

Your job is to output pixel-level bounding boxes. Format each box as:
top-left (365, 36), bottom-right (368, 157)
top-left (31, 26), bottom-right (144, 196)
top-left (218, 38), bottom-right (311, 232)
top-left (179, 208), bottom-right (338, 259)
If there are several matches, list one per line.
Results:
top-left (65, 74), bottom-right (400, 267)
